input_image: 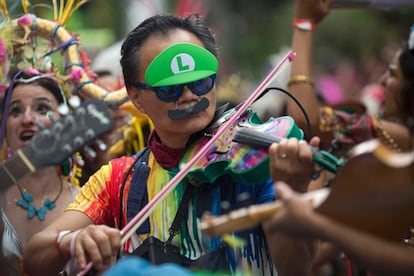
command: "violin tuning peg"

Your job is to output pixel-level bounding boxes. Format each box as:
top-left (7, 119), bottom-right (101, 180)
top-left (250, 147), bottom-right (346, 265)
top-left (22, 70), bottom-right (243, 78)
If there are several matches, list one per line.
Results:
top-left (310, 168), bottom-right (322, 180)
top-left (220, 201), bottom-right (231, 214)
top-left (330, 140), bottom-right (342, 153)
top-left (237, 192), bottom-right (252, 208)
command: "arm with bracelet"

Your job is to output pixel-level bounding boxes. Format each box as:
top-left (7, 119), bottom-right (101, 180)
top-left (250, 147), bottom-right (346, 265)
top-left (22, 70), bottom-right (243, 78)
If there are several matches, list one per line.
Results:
top-left (287, 0), bottom-right (333, 142)
top-left (264, 2), bottom-right (335, 275)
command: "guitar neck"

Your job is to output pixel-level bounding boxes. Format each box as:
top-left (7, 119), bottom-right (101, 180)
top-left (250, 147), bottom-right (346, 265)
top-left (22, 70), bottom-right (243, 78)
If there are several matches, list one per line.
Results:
top-left (201, 188), bottom-right (330, 236)
top-left (0, 148), bottom-right (35, 193)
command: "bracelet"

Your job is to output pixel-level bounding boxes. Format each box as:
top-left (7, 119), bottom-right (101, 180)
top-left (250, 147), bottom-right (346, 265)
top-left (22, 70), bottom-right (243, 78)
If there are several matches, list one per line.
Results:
top-left (69, 229), bottom-right (82, 257)
top-left (64, 229), bottom-right (83, 276)
top-left (287, 75), bottom-right (315, 88)
top-left (293, 19), bottom-right (316, 32)
top-left (55, 230), bottom-right (73, 256)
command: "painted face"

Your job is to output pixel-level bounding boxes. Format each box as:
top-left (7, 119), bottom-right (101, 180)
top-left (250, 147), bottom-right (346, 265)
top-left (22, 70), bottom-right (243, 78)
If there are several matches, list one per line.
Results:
top-left (128, 29), bottom-right (217, 148)
top-left (6, 84), bottom-right (60, 153)
top-left (379, 50), bottom-right (402, 118)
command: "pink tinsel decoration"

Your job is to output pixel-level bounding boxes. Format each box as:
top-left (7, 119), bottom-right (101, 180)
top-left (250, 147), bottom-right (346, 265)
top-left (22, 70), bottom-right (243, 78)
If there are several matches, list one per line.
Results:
top-left (0, 39), bottom-right (6, 63)
top-left (18, 15), bottom-right (31, 25)
top-left (71, 69), bottom-right (82, 82)
top-left (0, 84), bottom-right (6, 95)
top-left (26, 68), bottom-right (41, 75)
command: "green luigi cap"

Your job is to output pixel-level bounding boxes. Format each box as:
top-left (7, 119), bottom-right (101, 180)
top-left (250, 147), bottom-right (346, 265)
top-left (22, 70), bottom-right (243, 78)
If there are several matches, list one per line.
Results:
top-left (145, 42), bottom-right (218, 86)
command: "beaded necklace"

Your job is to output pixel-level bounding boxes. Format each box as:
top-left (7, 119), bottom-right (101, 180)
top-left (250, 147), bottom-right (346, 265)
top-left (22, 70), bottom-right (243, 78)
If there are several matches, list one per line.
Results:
top-left (374, 117), bottom-right (401, 152)
top-left (16, 178), bottom-right (63, 221)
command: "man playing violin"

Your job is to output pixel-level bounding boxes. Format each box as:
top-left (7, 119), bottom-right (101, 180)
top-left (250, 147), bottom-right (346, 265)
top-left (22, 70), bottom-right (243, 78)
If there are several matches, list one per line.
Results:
top-left (23, 14), bottom-right (313, 276)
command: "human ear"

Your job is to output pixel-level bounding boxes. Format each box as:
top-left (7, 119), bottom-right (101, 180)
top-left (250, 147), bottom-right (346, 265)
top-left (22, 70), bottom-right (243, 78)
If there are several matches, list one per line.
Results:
top-left (127, 87), bottom-right (146, 114)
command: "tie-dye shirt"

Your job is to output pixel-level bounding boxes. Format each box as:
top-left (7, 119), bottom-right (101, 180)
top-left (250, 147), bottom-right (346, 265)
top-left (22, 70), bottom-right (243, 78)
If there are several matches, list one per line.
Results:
top-left (66, 152), bottom-right (276, 275)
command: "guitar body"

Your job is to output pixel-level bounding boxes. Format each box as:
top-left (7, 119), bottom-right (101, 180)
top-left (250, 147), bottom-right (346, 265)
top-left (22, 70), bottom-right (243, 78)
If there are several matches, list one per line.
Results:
top-left (200, 139), bottom-right (414, 242)
top-left (179, 110), bottom-right (303, 185)
top-left (317, 139), bottom-right (414, 242)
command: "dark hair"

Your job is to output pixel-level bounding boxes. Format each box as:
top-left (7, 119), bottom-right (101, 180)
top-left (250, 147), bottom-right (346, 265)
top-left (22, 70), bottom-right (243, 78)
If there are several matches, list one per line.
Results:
top-left (398, 46), bottom-right (414, 132)
top-left (120, 14), bottom-right (217, 88)
top-left (0, 71), bottom-right (65, 112)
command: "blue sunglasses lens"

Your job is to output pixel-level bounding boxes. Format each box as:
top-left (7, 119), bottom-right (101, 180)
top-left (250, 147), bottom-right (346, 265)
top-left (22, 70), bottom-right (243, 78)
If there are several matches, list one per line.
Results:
top-left (188, 75), bottom-right (216, 96)
top-left (152, 74), bottom-right (216, 102)
top-left (154, 86), bottom-right (183, 102)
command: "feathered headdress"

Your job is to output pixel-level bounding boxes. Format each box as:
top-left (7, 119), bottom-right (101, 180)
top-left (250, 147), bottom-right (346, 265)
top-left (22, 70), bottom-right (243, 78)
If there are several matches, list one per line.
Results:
top-left (0, 0), bottom-right (90, 184)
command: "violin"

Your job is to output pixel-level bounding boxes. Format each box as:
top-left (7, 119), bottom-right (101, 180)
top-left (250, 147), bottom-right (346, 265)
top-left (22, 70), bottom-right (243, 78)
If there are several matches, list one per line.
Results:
top-left (200, 139), bottom-right (414, 243)
top-left (179, 111), bottom-right (343, 186)
top-left (179, 111), bottom-right (304, 185)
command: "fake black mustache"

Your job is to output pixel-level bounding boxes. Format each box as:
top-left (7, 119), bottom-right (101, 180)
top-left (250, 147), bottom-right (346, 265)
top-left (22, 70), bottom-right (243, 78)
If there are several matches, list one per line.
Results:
top-left (168, 98), bottom-right (210, 120)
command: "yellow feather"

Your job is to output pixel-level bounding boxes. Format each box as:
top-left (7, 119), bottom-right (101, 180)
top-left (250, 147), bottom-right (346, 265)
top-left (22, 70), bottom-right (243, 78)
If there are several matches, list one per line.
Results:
top-left (52, 0), bottom-right (58, 20)
top-left (21, 0), bottom-right (30, 14)
top-left (0, 0), bottom-right (10, 21)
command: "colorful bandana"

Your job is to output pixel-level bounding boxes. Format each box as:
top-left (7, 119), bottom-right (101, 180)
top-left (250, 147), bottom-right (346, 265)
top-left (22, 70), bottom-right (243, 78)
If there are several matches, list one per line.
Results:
top-left (145, 42), bottom-right (218, 86)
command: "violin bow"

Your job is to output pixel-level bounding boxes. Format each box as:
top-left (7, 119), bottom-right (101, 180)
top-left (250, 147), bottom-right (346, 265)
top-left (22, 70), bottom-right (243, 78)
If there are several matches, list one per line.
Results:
top-left (79, 50), bottom-right (296, 275)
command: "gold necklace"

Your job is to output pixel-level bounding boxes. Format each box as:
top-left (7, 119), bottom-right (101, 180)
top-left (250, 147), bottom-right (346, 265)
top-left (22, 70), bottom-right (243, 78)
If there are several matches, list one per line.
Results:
top-left (374, 117), bottom-right (401, 152)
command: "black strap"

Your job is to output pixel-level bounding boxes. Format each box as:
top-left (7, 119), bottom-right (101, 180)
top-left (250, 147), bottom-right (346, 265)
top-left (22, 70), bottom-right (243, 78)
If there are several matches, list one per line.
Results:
top-left (165, 183), bottom-right (194, 245)
top-left (119, 147), bottom-right (150, 230)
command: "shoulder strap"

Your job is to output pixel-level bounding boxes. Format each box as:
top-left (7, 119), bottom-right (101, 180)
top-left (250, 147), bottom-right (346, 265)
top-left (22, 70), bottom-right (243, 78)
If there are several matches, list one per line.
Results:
top-left (165, 183), bottom-right (194, 245)
top-left (118, 147), bottom-right (150, 232)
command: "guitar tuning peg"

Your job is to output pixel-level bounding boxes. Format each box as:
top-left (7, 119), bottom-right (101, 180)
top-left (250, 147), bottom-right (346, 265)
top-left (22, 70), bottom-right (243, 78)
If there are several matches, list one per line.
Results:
top-left (68, 95), bottom-right (81, 108)
top-left (57, 104), bottom-right (70, 116)
top-left (95, 139), bottom-right (107, 152)
top-left (72, 153), bottom-right (85, 167)
top-left (236, 192), bottom-right (252, 208)
top-left (83, 145), bottom-right (97, 161)
top-left (220, 200), bottom-right (231, 214)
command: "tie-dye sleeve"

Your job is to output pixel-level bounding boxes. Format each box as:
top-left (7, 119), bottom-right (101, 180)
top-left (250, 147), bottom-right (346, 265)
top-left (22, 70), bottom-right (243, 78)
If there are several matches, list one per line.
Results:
top-left (66, 157), bottom-right (135, 226)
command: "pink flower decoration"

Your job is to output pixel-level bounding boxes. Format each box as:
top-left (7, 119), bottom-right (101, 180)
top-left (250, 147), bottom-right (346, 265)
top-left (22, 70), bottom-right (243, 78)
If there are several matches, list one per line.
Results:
top-left (18, 15), bottom-right (31, 25)
top-left (70, 69), bottom-right (82, 82)
top-left (26, 68), bottom-right (41, 75)
top-left (0, 39), bottom-right (6, 63)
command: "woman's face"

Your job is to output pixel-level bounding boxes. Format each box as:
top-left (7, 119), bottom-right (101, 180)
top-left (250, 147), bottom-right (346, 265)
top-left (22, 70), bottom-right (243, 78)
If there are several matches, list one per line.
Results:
top-left (128, 29), bottom-right (217, 148)
top-left (6, 83), bottom-right (60, 153)
top-left (379, 50), bottom-right (402, 118)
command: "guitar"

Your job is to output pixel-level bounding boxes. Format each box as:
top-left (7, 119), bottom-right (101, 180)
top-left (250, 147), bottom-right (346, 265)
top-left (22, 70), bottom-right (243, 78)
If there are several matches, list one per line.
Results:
top-left (201, 139), bottom-right (414, 243)
top-left (0, 99), bottom-right (113, 192)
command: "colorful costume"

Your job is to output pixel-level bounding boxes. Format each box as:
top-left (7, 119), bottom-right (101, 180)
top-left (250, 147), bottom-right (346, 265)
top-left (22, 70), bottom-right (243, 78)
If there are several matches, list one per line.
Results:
top-left (319, 106), bottom-right (397, 152)
top-left (67, 131), bottom-right (277, 275)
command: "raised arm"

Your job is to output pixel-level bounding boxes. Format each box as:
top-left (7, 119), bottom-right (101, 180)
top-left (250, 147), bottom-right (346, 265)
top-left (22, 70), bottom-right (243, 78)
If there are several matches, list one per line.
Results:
top-left (287, 0), bottom-right (332, 140)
